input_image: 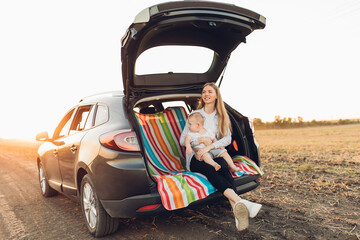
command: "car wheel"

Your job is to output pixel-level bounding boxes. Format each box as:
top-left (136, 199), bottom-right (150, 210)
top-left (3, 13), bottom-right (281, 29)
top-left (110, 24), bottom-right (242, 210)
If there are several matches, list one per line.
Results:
top-left (80, 175), bottom-right (119, 237)
top-left (38, 162), bottom-right (57, 197)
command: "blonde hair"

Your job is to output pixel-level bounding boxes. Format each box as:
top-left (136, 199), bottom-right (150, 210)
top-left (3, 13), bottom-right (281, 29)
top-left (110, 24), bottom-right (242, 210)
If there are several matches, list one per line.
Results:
top-left (197, 82), bottom-right (232, 138)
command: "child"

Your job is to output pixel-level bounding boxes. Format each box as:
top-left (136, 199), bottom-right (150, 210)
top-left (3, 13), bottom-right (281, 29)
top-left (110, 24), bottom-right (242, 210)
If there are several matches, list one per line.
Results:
top-left (185, 112), bottom-right (240, 172)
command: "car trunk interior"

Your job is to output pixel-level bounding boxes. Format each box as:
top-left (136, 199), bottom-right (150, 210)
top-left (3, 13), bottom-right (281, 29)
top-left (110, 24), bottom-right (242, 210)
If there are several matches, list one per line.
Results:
top-left (126, 94), bottom-right (262, 210)
top-left (131, 95), bottom-right (260, 175)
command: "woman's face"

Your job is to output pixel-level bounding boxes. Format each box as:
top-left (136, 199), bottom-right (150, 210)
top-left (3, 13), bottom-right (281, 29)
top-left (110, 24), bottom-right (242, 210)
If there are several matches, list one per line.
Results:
top-left (202, 85), bottom-right (217, 105)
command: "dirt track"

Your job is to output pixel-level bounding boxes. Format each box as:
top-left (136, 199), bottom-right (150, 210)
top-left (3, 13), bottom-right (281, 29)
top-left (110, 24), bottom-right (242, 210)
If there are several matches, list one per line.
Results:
top-left (0, 124), bottom-right (359, 239)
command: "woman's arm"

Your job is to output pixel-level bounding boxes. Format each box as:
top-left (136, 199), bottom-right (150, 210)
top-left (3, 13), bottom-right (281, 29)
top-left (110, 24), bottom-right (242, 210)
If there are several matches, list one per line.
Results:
top-left (211, 133), bottom-right (231, 149)
top-left (195, 144), bottom-right (215, 160)
top-left (198, 137), bottom-right (213, 146)
top-left (196, 132), bottom-right (231, 159)
top-left (212, 117), bottom-right (232, 149)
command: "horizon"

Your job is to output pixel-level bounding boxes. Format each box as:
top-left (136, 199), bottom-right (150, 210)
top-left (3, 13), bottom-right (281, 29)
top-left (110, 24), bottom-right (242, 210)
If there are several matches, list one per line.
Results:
top-left (1, 116), bottom-right (359, 140)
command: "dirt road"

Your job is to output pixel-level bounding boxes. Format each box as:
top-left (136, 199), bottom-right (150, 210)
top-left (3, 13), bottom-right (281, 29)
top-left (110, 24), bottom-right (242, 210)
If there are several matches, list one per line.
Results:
top-left (0, 139), bottom-right (263, 240)
top-left (0, 125), bottom-right (359, 239)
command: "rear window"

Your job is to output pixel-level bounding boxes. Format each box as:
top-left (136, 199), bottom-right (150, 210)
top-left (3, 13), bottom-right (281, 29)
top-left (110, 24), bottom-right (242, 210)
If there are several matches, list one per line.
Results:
top-left (94, 105), bottom-right (108, 126)
top-left (135, 46), bottom-right (213, 75)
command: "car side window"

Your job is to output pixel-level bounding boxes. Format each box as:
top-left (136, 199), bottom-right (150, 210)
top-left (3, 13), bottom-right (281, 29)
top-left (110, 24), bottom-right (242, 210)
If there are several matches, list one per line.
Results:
top-left (54, 109), bottom-right (75, 139)
top-left (94, 104), bottom-right (108, 126)
top-left (69, 105), bottom-right (92, 135)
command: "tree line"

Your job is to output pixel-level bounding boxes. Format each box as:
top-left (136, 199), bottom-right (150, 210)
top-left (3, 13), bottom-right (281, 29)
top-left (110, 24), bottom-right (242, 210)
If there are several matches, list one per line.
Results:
top-left (252, 116), bottom-right (360, 130)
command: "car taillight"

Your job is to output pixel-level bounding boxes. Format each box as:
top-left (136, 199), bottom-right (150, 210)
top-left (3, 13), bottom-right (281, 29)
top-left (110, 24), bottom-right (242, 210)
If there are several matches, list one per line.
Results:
top-left (100, 130), bottom-right (140, 152)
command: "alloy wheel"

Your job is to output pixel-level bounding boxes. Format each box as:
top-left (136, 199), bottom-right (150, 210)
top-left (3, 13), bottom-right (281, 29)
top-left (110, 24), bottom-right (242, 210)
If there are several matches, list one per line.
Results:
top-left (83, 182), bottom-right (98, 229)
top-left (39, 166), bottom-right (46, 194)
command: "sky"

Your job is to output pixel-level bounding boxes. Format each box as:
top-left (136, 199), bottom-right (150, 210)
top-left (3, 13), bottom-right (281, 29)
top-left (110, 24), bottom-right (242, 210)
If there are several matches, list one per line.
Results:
top-left (0, 0), bottom-right (359, 139)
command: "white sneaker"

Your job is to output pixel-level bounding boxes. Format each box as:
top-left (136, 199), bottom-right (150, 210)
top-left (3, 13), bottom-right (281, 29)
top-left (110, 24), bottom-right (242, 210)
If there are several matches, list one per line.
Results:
top-left (240, 199), bottom-right (262, 218)
top-left (233, 201), bottom-right (249, 231)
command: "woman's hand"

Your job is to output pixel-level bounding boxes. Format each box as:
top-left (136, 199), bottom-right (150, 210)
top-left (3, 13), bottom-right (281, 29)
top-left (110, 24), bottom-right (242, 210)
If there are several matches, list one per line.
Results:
top-left (199, 137), bottom-right (213, 146)
top-left (196, 144), bottom-right (215, 159)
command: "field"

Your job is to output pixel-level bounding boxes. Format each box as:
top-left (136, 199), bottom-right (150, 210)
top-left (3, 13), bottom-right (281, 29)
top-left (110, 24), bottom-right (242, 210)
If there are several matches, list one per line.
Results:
top-left (245, 123), bottom-right (360, 239)
top-left (0, 124), bottom-right (359, 239)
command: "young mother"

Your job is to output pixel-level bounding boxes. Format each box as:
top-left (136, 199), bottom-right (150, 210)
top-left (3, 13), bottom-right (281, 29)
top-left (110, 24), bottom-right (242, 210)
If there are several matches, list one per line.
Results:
top-left (180, 82), bottom-right (262, 231)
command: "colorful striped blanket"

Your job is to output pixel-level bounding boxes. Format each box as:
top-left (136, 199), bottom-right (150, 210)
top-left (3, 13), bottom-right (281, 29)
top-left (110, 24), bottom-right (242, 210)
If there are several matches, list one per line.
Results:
top-left (136, 107), bottom-right (263, 210)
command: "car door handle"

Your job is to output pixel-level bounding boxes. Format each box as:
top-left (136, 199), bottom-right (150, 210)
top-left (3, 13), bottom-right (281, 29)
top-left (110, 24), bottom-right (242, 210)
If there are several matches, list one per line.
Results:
top-left (70, 146), bottom-right (78, 153)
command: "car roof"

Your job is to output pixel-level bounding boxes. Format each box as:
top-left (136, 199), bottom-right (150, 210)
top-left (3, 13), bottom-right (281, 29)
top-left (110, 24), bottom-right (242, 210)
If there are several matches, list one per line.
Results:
top-left (79, 91), bottom-right (124, 103)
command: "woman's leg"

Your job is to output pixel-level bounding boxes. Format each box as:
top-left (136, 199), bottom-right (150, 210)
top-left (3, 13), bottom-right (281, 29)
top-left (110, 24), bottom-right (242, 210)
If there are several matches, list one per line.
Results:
top-left (223, 188), bottom-right (241, 209)
top-left (190, 156), bottom-right (260, 230)
top-left (190, 156), bottom-right (234, 194)
top-left (190, 156), bottom-right (249, 230)
top-left (201, 153), bottom-right (221, 171)
top-left (224, 188), bottom-right (249, 231)
top-left (218, 157), bottom-right (262, 218)
top-left (213, 157), bottom-right (236, 190)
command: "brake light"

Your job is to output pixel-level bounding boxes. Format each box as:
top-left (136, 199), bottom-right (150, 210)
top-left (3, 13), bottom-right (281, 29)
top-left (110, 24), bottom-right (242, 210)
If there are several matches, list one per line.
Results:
top-left (136, 204), bottom-right (160, 212)
top-left (100, 130), bottom-right (140, 152)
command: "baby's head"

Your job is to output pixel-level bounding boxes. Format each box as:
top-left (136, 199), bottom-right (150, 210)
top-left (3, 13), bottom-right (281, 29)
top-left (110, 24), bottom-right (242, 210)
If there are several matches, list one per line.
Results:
top-left (188, 112), bottom-right (204, 133)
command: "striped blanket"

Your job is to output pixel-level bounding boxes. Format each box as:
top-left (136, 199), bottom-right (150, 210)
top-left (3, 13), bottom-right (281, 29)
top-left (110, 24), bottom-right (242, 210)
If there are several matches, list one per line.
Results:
top-left (136, 107), bottom-right (263, 210)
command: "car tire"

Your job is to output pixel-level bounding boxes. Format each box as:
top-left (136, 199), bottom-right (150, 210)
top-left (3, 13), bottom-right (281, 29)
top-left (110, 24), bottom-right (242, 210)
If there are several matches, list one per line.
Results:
top-left (80, 175), bottom-right (119, 237)
top-left (38, 162), bottom-right (58, 197)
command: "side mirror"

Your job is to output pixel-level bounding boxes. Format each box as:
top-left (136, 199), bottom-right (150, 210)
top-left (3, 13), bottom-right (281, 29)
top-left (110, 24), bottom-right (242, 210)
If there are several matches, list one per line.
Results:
top-left (36, 131), bottom-right (50, 141)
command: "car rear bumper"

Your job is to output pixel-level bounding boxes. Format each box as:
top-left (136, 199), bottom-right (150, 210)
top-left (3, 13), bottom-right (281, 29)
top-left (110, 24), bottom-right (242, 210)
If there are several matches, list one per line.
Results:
top-left (234, 174), bottom-right (261, 194)
top-left (101, 174), bottom-right (261, 218)
top-left (101, 192), bottom-right (164, 218)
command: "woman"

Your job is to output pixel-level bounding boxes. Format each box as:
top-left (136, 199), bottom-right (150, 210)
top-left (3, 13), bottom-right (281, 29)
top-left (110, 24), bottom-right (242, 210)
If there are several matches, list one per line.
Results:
top-left (180, 82), bottom-right (262, 231)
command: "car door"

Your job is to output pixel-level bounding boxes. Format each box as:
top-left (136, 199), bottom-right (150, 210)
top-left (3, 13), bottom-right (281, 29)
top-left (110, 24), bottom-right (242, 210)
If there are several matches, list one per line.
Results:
top-left (57, 105), bottom-right (94, 195)
top-left (45, 108), bottom-right (76, 191)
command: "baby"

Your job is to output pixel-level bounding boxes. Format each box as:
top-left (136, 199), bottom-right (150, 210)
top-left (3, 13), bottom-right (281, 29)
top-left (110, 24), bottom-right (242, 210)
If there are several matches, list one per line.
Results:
top-left (185, 112), bottom-right (240, 172)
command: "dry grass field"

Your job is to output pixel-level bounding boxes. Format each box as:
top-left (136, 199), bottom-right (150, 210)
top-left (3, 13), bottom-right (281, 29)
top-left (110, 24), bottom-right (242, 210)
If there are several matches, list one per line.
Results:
top-left (241, 123), bottom-right (360, 239)
top-left (0, 124), bottom-right (359, 239)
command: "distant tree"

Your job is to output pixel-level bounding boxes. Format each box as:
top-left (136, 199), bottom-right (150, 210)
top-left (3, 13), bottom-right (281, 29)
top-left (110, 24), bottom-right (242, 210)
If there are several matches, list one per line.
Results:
top-left (274, 115), bottom-right (281, 123)
top-left (252, 118), bottom-right (265, 129)
top-left (253, 115), bottom-right (359, 130)
top-left (253, 118), bottom-right (264, 126)
top-left (274, 115), bottom-right (282, 127)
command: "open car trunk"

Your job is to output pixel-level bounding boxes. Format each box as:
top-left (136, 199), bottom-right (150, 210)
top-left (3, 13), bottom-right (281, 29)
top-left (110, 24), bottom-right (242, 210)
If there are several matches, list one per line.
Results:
top-left (121, 1), bottom-right (266, 105)
top-left (129, 95), bottom-right (262, 210)
top-left (120, 1), bottom-right (266, 211)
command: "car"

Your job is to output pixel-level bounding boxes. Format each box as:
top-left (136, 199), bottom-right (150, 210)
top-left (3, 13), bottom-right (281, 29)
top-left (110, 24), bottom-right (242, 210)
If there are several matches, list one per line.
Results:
top-left (36, 1), bottom-right (266, 237)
